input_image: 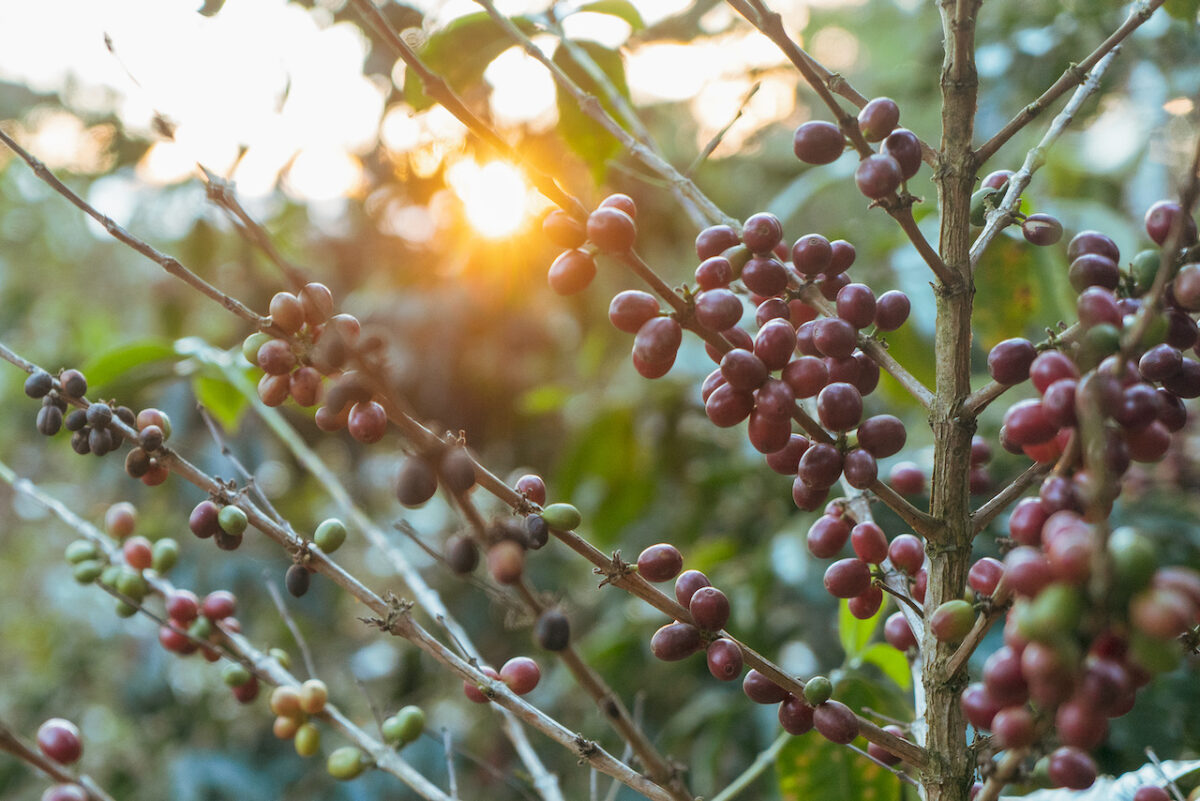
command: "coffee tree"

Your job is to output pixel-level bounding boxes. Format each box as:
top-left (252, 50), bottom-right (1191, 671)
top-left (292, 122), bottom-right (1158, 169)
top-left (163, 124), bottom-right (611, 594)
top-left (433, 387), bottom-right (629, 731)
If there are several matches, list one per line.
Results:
top-left (1, 1), bottom-right (1199, 800)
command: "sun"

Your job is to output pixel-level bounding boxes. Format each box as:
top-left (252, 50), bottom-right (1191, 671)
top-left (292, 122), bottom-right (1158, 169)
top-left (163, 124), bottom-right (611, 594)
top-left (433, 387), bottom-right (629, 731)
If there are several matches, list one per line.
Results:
top-left (446, 159), bottom-right (531, 238)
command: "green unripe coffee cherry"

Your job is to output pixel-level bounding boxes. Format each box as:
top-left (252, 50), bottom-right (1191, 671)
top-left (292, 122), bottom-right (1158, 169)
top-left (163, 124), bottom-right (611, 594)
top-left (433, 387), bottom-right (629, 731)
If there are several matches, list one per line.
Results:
top-left (929, 599), bottom-right (975, 643)
top-left (1130, 249), bottom-right (1163, 296)
top-left (222, 663), bottom-right (252, 687)
top-left (218, 505), bottom-right (249, 537)
top-left (116, 569), bottom-right (149, 602)
top-left (99, 565), bottom-right (121, 587)
top-left (152, 538), bottom-right (179, 573)
top-left (65, 540), bottom-right (100, 564)
top-left (314, 518), bottom-right (347, 554)
top-left (242, 332), bottom-right (272, 365)
top-left (1129, 631), bottom-right (1182, 675)
top-left (269, 648), bottom-right (292, 670)
top-left (381, 705), bottom-right (425, 746)
top-left (188, 617), bottom-right (213, 640)
top-left (326, 746), bottom-right (368, 780)
top-left (1017, 583), bottom-right (1082, 640)
top-left (722, 244), bottom-right (752, 278)
top-left (803, 676), bottom-right (833, 706)
top-left (1109, 527), bottom-right (1157, 593)
top-left (540, 503), bottom-right (582, 532)
top-left (970, 187), bottom-right (1002, 227)
top-left (72, 560), bottom-right (104, 584)
top-left (294, 722), bottom-right (320, 757)
top-left (115, 599), bottom-right (138, 618)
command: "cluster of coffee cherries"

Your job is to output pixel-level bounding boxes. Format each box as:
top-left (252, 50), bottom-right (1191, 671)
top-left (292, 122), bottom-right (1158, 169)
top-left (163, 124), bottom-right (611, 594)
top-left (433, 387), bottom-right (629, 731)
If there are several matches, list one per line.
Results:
top-left (793, 97), bottom-right (922, 200)
top-left (157, 588), bottom-right (248, 668)
top-left (541, 194), bottom-right (639, 296)
top-left (240, 283), bottom-right (389, 443)
top-left (65, 504), bottom-right (183, 617)
top-left (970, 170), bottom-right (1064, 246)
top-left (462, 656), bottom-right (542, 703)
top-left (189, 498), bottom-right (250, 551)
top-left (284, 517), bottom-right (347, 597)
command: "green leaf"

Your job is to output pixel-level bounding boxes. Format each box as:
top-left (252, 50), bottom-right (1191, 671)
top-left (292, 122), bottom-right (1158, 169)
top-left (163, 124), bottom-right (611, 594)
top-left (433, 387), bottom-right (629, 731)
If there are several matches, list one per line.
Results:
top-left (972, 234), bottom-right (1062, 348)
top-left (838, 598), bottom-right (883, 660)
top-left (552, 41), bottom-right (630, 181)
top-left (82, 338), bottom-right (181, 389)
top-left (516, 384), bottom-right (572, 414)
top-left (1164, 0), bottom-right (1200, 21)
top-left (402, 13), bottom-right (537, 111)
top-left (859, 642), bottom-right (912, 690)
top-left (193, 373), bottom-right (251, 431)
top-left (575, 0), bottom-right (645, 30)
top-left (776, 723), bottom-right (900, 801)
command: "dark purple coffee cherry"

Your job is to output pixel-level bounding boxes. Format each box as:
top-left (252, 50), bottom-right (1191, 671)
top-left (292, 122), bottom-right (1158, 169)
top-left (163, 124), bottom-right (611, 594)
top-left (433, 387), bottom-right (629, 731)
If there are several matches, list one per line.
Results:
top-left (873, 290), bottom-right (910, 331)
top-left (674, 569), bottom-right (711, 607)
top-left (813, 700), bottom-right (860, 744)
top-left (754, 319), bottom-right (797, 371)
top-left (547, 249), bottom-right (597, 295)
top-left (1145, 199), bottom-right (1198, 246)
top-left (586, 206), bottom-right (637, 253)
top-left (855, 154), bottom-right (902, 199)
top-left (842, 448), bottom-right (878, 489)
top-left (807, 514), bottom-right (851, 559)
top-left (397, 456), bottom-right (439, 507)
top-left (1077, 287), bottom-right (1122, 329)
top-left (857, 414), bottom-right (906, 457)
top-left (741, 256), bottom-right (789, 297)
top-left (836, 283), bottom-right (876, 329)
top-left (779, 695), bottom-right (816, 734)
top-left (885, 612), bottom-right (918, 651)
top-left (37, 405), bottom-right (63, 436)
top-left (817, 382), bottom-right (863, 432)
top-left (689, 586), bottom-right (730, 631)
top-left (37, 719), bottom-right (82, 765)
top-left (59, 369), bottom-right (87, 398)
top-left (1022, 213), bottom-right (1063, 246)
top-left (1047, 747), bottom-right (1098, 790)
top-left (1134, 787), bottom-right (1171, 801)
top-left (881, 129), bottom-right (921, 179)
top-left (696, 225), bottom-right (741, 260)
top-left (650, 622), bottom-right (702, 661)
top-left (706, 383), bottom-right (755, 427)
top-left (695, 256), bottom-right (734, 290)
top-left (637, 544), bottom-right (684, 583)
top-left (850, 522), bottom-right (888, 564)
top-left (1067, 230), bottom-right (1120, 263)
top-left (1002, 399), bottom-right (1057, 445)
top-left (24, 370), bottom-right (53, 398)
top-left (824, 558), bottom-right (872, 598)
top-left (445, 534), bottom-right (480, 573)
top-left (285, 564), bottom-right (311, 597)
top-left (781, 356), bottom-right (828, 398)
top-left (1069, 253), bottom-right (1120, 292)
top-left (535, 609), bottom-right (571, 651)
top-left (744, 669), bottom-right (789, 704)
top-left (633, 317), bottom-right (683, 368)
top-left (542, 209), bottom-right (585, 248)
top-left (888, 534), bottom-right (925, 574)
top-left (798, 443), bottom-right (843, 489)
top-left (812, 318), bottom-right (857, 359)
top-left (791, 234), bottom-right (832, 276)
top-left (793, 121), bottom-right (845, 164)
top-left (858, 97), bottom-right (899, 142)
top-left (609, 291), bottom-right (660, 333)
top-left (792, 478), bottom-right (830, 511)
top-left (987, 338), bottom-right (1036, 384)
top-left (695, 289), bottom-right (744, 332)
top-left (742, 212), bottom-right (783, 254)
top-left (706, 639), bottom-right (743, 681)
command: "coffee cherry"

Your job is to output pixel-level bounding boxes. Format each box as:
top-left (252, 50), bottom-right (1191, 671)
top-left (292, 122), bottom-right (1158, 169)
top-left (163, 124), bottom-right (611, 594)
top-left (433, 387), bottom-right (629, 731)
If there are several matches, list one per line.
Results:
top-left (543, 209), bottom-right (586, 248)
top-left (991, 706), bottom-right (1035, 748)
top-left (462, 669), bottom-right (498, 703)
top-left (817, 382), bottom-right (863, 432)
top-left (706, 639), bottom-right (743, 681)
top-left (122, 537), bottom-right (153, 571)
top-left (633, 316), bottom-right (682, 371)
top-left (286, 721), bottom-right (318, 756)
top-left (881, 129), bottom-right (922, 179)
top-left (803, 675), bottom-right (833, 706)
top-left (793, 121), bottom-right (845, 164)
top-left (858, 97), bottom-right (899, 141)
top-left (689, 586), bottom-right (731, 631)
top-left (850, 522), bottom-right (888, 564)
top-left (1134, 787), bottom-right (1171, 801)
top-left (824, 558), bottom-right (871, 598)
top-left (848, 585), bottom-right (883, 619)
top-left (889, 461), bottom-right (926, 494)
top-left (779, 695), bottom-right (816, 734)
top-left (987, 338), bottom-right (1036, 384)
top-left (798, 442), bottom-right (843, 489)
top-left (674, 569), bottom-right (711, 607)
top-left (650, 622), bottom-right (702, 661)
top-left (396, 456), bottom-right (438, 507)
top-left (104, 501), bottom-right (137, 539)
top-left (888, 534), bottom-right (925, 574)
top-left (535, 609), bottom-right (571, 651)
top-left (548, 249), bottom-right (597, 295)
top-left (587, 206), bottom-right (637, 253)
top-left (59, 369), bottom-right (87, 398)
top-left (637, 544), bottom-right (683, 582)
top-left (968, 557), bottom-right (1005, 596)
top-left (500, 656), bottom-right (541, 695)
top-left (856, 414), bottom-right (906, 458)
top-left (696, 225), bottom-right (741, 260)
top-left (741, 256), bottom-right (788, 296)
top-left (202, 590), bottom-right (237, 620)
top-left (64, 408), bottom-right (87, 432)
top-left (35, 404), bottom-right (62, 436)
top-left (930, 599), bottom-right (975, 643)
top-left (314, 518), bottom-right (347, 553)
top-left (86, 427), bottom-right (112, 456)
top-left (487, 540), bottom-right (526, 584)
top-left (706, 383), bottom-right (754, 427)
top-left (754, 320), bottom-right (797, 371)
top-left (437, 447), bottom-right (476, 495)
top-left (37, 719), bottom-right (82, 765)
top-left (326, 746), bottom-right (368, 781)
top-left (259, 375), bottom-right (290, 411)
top-left (444, 534), bottom-right (480, 574)
top-left (694, 288), bottom-right (744, 331)
top-left (812, 318), bottom-right (857, 359)
top-left (1047, 747), bottom-right (1097, 790)
top-left (1022, 213), bottom-right (1063, 246)
top-left (855, 154), bottom-right (902, 199)
top-left (742, 212), bottom-right (783, 254)
top-left (1145, 199), bottom-right (1198, 246)
top-left (42, 785), bottom-right (87, 801)
top-left (884, 612), bottom-right (918, 651)
top-left (298, 679), bottom-right (328, 714)
top-left (269, 291), bottom-right (305, 335)
top-left (599, 193), bottom-right (636, 218)
top-left (873, 290), bottom-right (911, 332)
top-left (541, 503), bottom-right (582, 532)
top-left (609, 290), bottom-right (660, 334)
top-left (24, 370), bottom-right (53, 398)
top-left (381, 705), bottom-right (425, 746)
top-left (742, 669), bottom-right (788, 704)
top-left (218, 505), bottom-right (249, 537)
top-left (836, 283), bottom-right (876, 329)
top-left (807, 514), bottom-right (851, 559)
top-left (813, 700), bottom-right (860, 744)
top-left (286, 564), bottom-right (311, 597)
top-left (256, 338), bottom-right (296, 375)
top-left (866, 725), bottom-right (908, 766)
top-left (791, 233), bottom-right (832, 276)
top-left (721, 349), bottom-right (768, 392)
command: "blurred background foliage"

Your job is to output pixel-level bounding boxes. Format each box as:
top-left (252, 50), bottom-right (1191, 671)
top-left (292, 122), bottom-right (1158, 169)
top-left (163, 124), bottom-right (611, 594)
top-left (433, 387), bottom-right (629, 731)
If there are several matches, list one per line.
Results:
top-left (0, 0), bottom-right (1199, 799)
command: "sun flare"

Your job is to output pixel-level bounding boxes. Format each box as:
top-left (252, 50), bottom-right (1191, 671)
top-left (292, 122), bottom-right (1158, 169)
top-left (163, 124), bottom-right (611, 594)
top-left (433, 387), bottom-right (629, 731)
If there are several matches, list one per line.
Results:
top-left (446, 159), bottom-right (530, 238)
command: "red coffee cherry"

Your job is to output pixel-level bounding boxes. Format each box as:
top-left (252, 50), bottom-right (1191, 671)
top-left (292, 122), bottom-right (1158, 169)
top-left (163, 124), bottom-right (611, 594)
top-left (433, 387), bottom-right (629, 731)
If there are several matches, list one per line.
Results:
top-left (587, 206), bottom-right (637, 253)
top-left (500, 657), bottom-right (541, 695)
top-left (37, 719), bottom-right (82, 765)
top-left (637, 544), bottom-right (684, 583)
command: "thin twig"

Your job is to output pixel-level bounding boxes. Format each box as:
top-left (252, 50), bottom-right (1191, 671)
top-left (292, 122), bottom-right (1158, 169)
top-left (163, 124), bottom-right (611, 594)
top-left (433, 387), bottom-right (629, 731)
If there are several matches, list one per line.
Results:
top-left (974, 0), bottom-right (1166, 165)
top-left (975, 748), bottom-right (1026, 801)
top-left (444, 729), bottom-right (460, 801)
top-left (687, 81), bottom-right (761, 174)
top-left (970, 49), bottom-right (1121, 270)
top-left (197, 405), bottom-right (287, 526)
top-left (1145, 747), bottom-right (1188, 801)
top-left (970, 461), bottom-right (1051, 534)
top-left (0, 127), bottom-right (267, 327)
top-left (944, 599), bottom-right (1008, 677)
top-left (263, 573), bottom-right (319, 679)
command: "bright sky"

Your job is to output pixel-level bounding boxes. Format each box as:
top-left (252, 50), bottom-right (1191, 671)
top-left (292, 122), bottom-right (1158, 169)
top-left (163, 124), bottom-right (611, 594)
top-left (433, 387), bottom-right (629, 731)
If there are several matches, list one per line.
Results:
top-left (0, 0), bottom-right (830, 236)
